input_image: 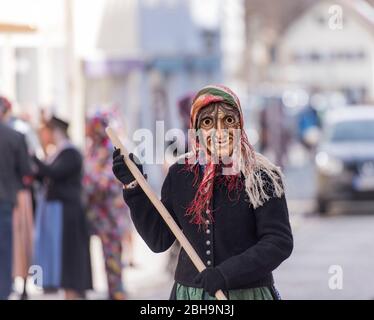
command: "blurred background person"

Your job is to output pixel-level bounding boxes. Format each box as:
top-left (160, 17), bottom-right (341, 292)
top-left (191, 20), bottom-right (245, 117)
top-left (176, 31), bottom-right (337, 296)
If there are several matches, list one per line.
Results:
top-left (177, 93), bottom-right (195, 153)
top-left (37, 109), bottom-right (56, 158)
top-left (296, 102), bottom-right (322, 155)
top-left (83, 112), bottom-right (130, 300)
top-left (32, 116), bottom-right (92, 300)
top-left (259, 96), bottom-right (291, 168)
top-left (1, 97), bottom-right (36, 300)
top-left (0, 96), bottom-right (32, 300)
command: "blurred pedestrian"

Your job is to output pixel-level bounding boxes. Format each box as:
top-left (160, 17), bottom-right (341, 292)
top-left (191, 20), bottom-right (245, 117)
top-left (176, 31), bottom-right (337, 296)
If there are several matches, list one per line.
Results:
top-left (84, 112), bottom-right (130, 300)
top-left (297, 103), bottom-right (321, 153)
top-left (259, 97), bottom-right (291, 168)
top-left (177, 93), bottom-right (195, 152)
top-left (3, 100), bottom-right (36, 300)
top-left (0, 96), bottom-right (32, 300)
top-left (37, 109), bottom-right (55, 157)
top-left (33, 116), bottom-right (92, 299)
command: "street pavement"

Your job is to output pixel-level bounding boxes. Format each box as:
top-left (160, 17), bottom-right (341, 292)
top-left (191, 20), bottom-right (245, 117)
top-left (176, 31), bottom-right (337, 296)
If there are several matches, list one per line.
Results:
top-left (18, 234), bottom-right (174, 300)
top-left (275, 212), bottom-right (374, 300)
top-left (276, 152), bottom-right (374, 300)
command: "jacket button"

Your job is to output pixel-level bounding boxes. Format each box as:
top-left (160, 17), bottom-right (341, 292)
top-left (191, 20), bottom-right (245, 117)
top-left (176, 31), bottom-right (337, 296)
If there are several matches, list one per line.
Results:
top-left (205, 219), bottom-right (210, 224)
top-left (207, 260), bottom-right (211, 266)
top-left (206, 209), bottom-right (211, 214)
top-left (206, 240), bottom-right (211, 245)
top-left (206, 250), bottom-right (211, 255)
top-left (206, 229), bottom-right (211, 234)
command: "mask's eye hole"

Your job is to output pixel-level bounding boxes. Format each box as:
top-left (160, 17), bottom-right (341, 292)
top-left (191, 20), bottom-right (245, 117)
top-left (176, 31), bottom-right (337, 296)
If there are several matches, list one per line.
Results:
top-left (225, 116), bottom-right (235, 125)
top-left (201, 117), bottom-right (213, 127)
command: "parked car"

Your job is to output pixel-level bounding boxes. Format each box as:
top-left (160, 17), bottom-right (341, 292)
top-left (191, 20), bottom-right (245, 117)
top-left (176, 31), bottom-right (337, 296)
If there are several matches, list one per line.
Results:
top-left (315, 106), bottom-right (374, 214)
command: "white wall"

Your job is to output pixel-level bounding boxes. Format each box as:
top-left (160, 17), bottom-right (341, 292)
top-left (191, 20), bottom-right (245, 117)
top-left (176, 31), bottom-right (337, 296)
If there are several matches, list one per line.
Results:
top-left (0, 0), bottom-right (66, 112)
top-left (278, 1), bottom-right (374, 100)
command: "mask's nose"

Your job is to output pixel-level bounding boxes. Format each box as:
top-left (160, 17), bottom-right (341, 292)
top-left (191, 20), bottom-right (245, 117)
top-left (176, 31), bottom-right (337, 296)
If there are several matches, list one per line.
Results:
top-left (214, 124), bottom-right (230, 143)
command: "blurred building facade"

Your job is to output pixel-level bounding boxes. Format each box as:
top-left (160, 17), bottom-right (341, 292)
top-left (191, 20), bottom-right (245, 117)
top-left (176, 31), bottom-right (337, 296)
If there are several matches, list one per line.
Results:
top-left (277, 0), bottom-right (374, 104)
top-left (0, 0), bottom-right (222, 145)
top-left (2, 0), bottom-right (374, 146)
top-left (81, 0), bottom-right (222, 137)
top-left (0, 0), bottom-right (67, 118)
top-left (243, 0), bottom-right (374, 105)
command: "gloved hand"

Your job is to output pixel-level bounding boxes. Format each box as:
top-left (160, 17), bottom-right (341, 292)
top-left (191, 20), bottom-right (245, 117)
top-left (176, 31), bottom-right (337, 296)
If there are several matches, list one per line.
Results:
top-left (193, 267), bottom-right (227, 297)
top-left (112, 148), bottom-right (143, 186)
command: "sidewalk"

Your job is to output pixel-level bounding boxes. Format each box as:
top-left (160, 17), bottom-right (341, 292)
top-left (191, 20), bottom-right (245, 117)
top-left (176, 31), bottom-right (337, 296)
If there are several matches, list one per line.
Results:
top-left (11, 233), bottom-right (174, 300)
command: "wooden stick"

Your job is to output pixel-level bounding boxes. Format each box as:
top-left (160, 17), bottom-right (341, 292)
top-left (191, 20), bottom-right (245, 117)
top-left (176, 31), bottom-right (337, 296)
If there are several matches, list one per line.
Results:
top-left (106, 127), bottom-right (228, 300)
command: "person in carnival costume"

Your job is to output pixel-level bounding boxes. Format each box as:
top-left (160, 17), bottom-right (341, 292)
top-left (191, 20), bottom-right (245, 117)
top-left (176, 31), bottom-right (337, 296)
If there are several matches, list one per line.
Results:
top-left (84, 112), bottom-right (131, 300)
top-left (112, 85), bottom-right (293, 300)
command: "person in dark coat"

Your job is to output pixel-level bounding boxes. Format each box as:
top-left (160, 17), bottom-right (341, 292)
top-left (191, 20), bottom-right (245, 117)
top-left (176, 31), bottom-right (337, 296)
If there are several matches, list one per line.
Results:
top-left (112, 85), bottom-right (293, 300)
top-left (0, 96), bottom-right (32, 300)
top-left (33, 116), bottom-right (92, 299)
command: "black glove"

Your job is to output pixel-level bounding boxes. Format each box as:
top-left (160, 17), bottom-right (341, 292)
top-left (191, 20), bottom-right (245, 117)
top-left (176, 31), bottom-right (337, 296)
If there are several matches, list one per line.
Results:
top-left (112, 148), bottom-right (144, 186)
top-left (193, 268), bottom-right (227, 297)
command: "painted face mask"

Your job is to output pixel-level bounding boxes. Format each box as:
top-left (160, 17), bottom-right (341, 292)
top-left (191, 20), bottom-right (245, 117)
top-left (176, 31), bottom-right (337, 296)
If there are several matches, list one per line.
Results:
top-left (196, 102), bottom-right (240, 159)
top-left (185, 84), bottom-right (285, 227)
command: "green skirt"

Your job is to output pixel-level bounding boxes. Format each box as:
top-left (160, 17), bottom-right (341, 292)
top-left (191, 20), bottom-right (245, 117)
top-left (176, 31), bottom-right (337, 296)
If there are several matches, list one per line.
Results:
top-left (175, 283), bottom-right (274, 300)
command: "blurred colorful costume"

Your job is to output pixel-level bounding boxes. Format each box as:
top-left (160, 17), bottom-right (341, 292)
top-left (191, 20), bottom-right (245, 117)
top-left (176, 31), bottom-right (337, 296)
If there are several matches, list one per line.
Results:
top-left (84, 112), bottom-right (130, 300)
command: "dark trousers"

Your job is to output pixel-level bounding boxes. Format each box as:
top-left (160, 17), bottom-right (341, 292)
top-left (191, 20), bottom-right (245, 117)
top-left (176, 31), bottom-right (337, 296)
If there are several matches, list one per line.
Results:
top-left (0, 202), bottom-right (13, 299)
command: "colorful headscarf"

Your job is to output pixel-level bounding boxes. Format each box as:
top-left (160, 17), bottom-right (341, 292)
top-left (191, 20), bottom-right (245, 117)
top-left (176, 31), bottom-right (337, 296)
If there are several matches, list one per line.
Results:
top-left (185, 84), bottom-right (285, 227)
top-left (86, 111), bottom-right (111, 148)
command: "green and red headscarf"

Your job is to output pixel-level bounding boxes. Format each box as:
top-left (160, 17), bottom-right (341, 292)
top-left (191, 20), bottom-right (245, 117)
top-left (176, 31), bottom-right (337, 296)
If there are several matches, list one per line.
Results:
top-left (185, 84), bottom-right (285, 227)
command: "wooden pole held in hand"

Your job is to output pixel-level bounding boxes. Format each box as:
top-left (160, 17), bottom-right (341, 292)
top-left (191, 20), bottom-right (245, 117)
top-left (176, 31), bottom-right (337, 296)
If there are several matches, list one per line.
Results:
top-left (105, 127), bottom-right (228, 300)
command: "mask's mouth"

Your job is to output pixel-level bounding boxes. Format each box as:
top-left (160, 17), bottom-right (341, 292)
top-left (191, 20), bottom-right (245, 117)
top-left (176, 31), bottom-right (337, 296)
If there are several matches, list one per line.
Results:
top-left (211, 136), bottom-right (232, 146)
top-left (205, 133), bottom-right (234, 156)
